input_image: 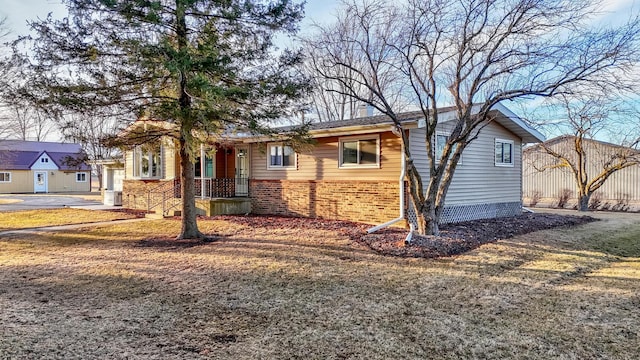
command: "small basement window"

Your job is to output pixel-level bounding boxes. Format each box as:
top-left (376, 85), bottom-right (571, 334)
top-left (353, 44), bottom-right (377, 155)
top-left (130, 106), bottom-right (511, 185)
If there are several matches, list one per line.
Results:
top-left (76, 172), bottom-right (87, 182)
top-left (0, 172), bottom-right (11, 182)
top-left (267, 143), bottom-right (296, 169)
top-left (339, 135), bottom-right (380, 168)
top-left (495, 139), bottom-right (514, 166)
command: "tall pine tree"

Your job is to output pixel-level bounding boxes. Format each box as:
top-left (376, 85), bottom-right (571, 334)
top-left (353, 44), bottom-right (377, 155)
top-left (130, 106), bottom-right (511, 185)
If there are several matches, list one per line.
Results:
top-left (24, 0), bottom-right (307, 239)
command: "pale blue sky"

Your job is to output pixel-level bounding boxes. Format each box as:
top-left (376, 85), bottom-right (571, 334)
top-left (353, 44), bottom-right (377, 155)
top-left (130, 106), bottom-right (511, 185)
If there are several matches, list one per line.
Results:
top-left (2, 0), bottom-right (637, 35)
top-left (1, 0), bottom-right (638, 142)
top-left (1, 0), bottom-right (340, 36)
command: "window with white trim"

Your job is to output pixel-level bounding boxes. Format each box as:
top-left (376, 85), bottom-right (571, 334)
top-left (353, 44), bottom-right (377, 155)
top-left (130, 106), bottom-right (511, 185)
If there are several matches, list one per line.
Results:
top-left (435, 132), bottom-right (448, 162)
top-left (339, 135), bottom-right (380, 168)
top-left (76, 172), bottom-right (87, 182)
top-left (495, 139), bottom-right (514, 166)
top-left (132, 146), bottom-right (162, 178)
top-left (267, 143), bottom-right (296, 169)
top-left (433, 132), bottom-right (462, 165)
top-left (0, 172), bottom-right (11, 182)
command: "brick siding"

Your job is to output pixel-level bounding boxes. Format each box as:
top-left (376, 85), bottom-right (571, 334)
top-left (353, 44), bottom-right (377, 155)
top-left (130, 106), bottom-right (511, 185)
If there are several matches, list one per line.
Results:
top-left (250, 179), bottom-right (401, 225)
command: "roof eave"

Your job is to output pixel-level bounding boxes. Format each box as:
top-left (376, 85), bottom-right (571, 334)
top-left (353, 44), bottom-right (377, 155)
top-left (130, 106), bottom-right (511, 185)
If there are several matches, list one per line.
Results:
top-left (491, 103), bottom-right (546, 143)
top-left (241, 122), bottom-right (418, 143)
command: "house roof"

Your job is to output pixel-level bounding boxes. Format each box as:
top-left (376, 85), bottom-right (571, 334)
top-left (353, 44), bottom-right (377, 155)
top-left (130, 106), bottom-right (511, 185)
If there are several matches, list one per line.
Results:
top-left (119, 103), bottom-right (545, 145)
top-left (0, 140), bottom-right (91, 171)
top-left (270, 103), bottom-right (544, 143)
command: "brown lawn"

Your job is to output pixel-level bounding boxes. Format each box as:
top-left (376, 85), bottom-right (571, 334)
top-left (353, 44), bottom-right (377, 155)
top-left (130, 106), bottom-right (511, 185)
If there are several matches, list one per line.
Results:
top-left (0, 208), bottom-right (140, 231)
top-left (0, 210), bottom-right (638, 359)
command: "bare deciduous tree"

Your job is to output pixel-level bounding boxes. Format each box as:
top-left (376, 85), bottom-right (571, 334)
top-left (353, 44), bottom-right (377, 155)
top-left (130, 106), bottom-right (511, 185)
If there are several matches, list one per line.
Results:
top-left (60, 112), bottom-right (124, 190)
top-left (0, 103), bottom-right (54, 141)
top-left (303, 39), bottom-right (410, 121)
top-left (528, 95), bottom-right (640, 211)
top-left (305, 0), bottom-right (640, 235)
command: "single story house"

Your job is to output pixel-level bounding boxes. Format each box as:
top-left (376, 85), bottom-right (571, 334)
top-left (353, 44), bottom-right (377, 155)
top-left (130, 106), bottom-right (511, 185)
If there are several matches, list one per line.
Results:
top-left (523, 135), bottom-right (640, 210)
top-left (121, 104), bottom-right (544, 226)
top-left (0, 140), bottom-right (91, 193)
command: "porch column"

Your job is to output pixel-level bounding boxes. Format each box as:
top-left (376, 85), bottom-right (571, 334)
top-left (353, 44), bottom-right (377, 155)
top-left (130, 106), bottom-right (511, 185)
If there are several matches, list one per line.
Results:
top-left (200, 144), bottom-right (205, 199)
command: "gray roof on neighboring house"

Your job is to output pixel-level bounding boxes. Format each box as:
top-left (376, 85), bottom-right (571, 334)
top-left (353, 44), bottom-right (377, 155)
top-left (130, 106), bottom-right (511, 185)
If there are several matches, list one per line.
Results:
top-left (0, 140), bottom-right (91, 171)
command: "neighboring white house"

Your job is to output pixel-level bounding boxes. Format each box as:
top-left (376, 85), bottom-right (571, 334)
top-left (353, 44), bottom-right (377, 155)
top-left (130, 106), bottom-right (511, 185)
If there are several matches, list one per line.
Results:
top-left (0, 140), bottom-right (91, 194)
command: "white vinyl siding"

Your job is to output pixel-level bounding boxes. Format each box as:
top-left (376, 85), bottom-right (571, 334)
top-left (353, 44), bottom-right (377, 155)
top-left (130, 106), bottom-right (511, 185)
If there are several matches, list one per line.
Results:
top-left (409, 121), bottom-right (522, 206)
top-left (30, 153), bottom-right (59, 170)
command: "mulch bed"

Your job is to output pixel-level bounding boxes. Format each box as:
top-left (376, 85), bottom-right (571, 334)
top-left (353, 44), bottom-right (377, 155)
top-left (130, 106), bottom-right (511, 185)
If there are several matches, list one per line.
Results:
top-left (361, 213), bottom-right (596, 258)
top-left (135, 213), bottom-right (595, 258)
top-left (217, 213), bottom-right (597, 258)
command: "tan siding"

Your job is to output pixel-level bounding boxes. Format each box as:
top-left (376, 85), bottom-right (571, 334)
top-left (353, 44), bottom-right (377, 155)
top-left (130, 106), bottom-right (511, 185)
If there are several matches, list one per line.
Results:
top-left (0, 170), bottom-right (90, 193)
top-left (48, 171), bottom-right (91, 192)
top-left (251, 131), bottom-right (402, 181)
top-left (523, 139), bottom-right (640, 205)
top-left (410, 122), bottom-right (523, 206)
top-left (163, 144), bottom-right (177, 179)
top-left (124, 150), bottom-right (134, 178)
top-left (0, 171), bottom-right (32, 193)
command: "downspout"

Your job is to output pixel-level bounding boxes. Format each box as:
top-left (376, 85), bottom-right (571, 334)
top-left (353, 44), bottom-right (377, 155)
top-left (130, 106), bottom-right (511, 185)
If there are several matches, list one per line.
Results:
top-left (367, 135), bottom-right (414, 244)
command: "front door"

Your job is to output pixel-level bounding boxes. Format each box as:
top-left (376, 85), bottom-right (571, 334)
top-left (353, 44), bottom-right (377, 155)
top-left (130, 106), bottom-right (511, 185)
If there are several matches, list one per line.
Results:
top-left (34, 171), bottom-right (48, 193)
top-left (235, 146), bottom-right (249, 196)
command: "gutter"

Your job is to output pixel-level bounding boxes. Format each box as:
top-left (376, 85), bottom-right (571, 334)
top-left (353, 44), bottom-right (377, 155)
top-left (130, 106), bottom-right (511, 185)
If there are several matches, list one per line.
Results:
top-left (367, 136), bottom-right (416, 244)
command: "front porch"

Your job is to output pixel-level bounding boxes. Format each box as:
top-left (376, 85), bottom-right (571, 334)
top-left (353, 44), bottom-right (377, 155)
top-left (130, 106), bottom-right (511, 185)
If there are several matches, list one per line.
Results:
top-left (124, 177), bottom-right (251, 217)
top-left (123, 142), bottom-right (252, 217)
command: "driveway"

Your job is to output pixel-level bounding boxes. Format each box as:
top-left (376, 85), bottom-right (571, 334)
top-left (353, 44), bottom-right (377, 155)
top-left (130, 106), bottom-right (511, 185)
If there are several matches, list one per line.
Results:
top-left (0, 195), bottom-right (103, 211)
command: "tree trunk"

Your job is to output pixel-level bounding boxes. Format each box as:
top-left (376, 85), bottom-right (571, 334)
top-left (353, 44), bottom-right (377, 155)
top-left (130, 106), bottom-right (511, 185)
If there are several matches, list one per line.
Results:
top-left (177, 137), bottom-right (204, 239)
top-left (174, 1), bottom-right (202, 240)
top-left (578, 193), bottom-right (591, 212)
top-left (423, 205), bottom-right (439, 235)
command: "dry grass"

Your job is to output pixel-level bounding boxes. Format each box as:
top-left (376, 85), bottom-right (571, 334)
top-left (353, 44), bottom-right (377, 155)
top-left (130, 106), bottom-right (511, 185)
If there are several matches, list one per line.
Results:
top-left (1, 211), bottom-right (639, 359)
top-left (0, 208), bottom-right (139, 231)
top-left (0, 199), bottom-right (22, 205)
